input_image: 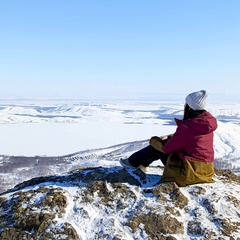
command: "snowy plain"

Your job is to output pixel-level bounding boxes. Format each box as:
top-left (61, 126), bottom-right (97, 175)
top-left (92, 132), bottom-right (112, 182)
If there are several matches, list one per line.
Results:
top-left (0, 98), bottom-right (240, 168)
top-left (0, 99), bottom-right (182, 156)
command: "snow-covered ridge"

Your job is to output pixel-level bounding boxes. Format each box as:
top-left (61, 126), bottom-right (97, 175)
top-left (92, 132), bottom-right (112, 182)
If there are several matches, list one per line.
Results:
top-left (1, 100), bottom-right (240, 124)
top-left (0, 100), bottom-right (181, 124)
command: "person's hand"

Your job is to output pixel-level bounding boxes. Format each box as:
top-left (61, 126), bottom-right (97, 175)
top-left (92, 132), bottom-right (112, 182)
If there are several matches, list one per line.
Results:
top-left (160, 135), bottom-right (168, 141)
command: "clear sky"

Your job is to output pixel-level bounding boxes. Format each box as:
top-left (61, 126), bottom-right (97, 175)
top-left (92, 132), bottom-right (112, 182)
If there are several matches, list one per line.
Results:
top-left (0, 0), bottom-right (239, 100)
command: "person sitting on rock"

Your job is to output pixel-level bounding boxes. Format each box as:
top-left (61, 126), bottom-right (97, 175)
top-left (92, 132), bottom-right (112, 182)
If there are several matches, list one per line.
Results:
top-left (120, 90), bottom-right (218, 186)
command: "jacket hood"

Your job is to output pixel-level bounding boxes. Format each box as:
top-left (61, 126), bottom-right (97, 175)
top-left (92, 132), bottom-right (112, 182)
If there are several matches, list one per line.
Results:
top-left (175, 111), bottom-right (218, 134)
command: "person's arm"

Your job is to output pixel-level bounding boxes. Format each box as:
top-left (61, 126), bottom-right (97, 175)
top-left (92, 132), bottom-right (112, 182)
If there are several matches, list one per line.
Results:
top-left (149, 134), bottom-right (173, 152)
top-left (163, 126), bottom-right (193, 154)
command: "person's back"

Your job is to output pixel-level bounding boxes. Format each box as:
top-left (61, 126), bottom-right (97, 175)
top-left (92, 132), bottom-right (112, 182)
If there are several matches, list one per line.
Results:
top-left (164, 111), bottom-right (217, 163)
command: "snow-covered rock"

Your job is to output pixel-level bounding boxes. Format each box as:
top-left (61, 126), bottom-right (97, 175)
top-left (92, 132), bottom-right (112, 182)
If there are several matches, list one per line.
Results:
top-left (0, 166), bottom-right (239, 240)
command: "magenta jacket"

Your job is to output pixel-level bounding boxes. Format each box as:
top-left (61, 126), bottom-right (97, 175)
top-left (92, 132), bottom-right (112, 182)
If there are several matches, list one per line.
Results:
top-left (163, 111), bottom-right (218, 163)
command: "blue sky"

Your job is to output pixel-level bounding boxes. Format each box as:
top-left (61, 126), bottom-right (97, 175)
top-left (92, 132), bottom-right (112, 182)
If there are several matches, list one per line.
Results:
top-left (0, 0), bottom-right (239, 100)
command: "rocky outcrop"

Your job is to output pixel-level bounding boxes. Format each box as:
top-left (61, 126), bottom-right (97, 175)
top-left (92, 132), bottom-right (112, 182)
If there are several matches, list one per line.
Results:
top-left (0, 186), bottom-right (77, 240)
top-left (0, 167), bottom-right (240, 240)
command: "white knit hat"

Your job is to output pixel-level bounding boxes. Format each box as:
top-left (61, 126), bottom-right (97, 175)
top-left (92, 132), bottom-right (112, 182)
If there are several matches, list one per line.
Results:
top-left (185, 90), bottom-right (208, 110)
